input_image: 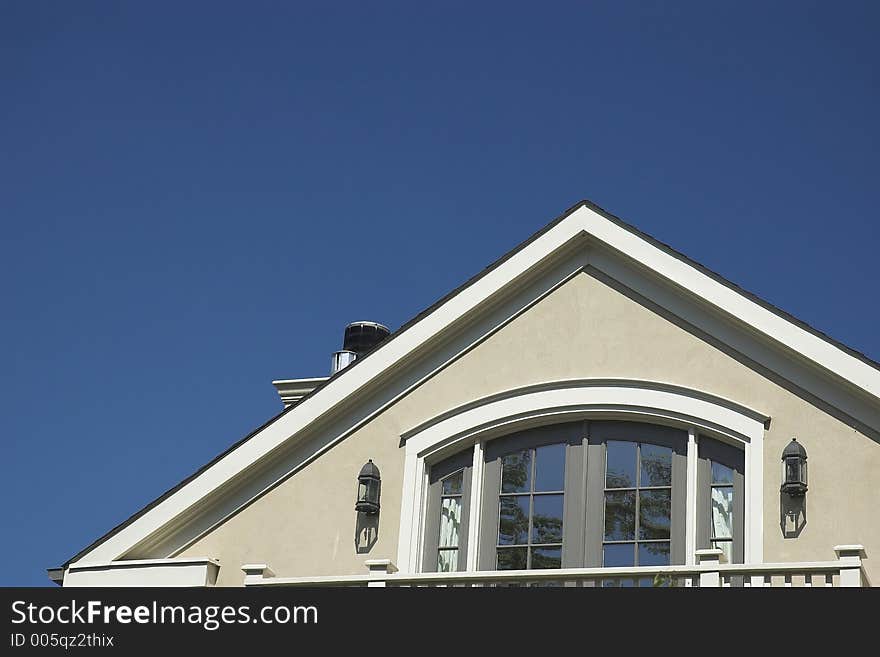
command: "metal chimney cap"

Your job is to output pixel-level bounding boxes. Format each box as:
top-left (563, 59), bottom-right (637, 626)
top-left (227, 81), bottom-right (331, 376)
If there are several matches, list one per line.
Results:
top-left (342, 321), bottom-right (391, 356)
top-left (346, 320), bottom-right (390, 332)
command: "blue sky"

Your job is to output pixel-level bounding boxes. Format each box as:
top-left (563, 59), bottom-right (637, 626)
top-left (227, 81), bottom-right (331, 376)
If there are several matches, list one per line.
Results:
top-left (1, 2), bottom-right (877, 586)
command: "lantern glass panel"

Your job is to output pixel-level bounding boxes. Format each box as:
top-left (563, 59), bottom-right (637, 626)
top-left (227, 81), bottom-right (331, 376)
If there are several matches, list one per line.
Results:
top-left (785, 457), bottom-right (802, 485)
top-left (365, 478), bottom-right (380, 505)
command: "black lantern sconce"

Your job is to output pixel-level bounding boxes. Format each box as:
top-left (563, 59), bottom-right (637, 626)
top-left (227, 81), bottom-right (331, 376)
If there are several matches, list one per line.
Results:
top-left (780, 439), bottom-right (808, 497)
top-left (355, 460), bottom-right (381, 514)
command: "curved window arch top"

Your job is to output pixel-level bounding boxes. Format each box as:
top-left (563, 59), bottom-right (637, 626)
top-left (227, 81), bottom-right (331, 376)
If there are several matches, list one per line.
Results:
top-left (417, 420), bottom-right (746, 575)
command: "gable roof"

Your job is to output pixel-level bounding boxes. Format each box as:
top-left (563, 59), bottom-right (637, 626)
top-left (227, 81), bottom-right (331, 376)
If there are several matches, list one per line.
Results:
top-left (57, 199), bottom-right (880, 570)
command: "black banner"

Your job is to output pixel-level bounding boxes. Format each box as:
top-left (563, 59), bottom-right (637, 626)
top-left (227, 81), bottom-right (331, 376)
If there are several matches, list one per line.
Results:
top-left (0, 586), bottom-right (864, 651)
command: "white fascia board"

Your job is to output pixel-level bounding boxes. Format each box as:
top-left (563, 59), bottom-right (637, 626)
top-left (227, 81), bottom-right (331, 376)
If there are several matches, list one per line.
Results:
top-left (72, 203), bottom-right (880, 566)
top-left (582, 211), bottom-right (880, 401)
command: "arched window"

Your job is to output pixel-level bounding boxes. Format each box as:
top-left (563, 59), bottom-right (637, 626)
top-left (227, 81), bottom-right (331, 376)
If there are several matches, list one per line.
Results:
top-left (422, 419), bottom-right (745, 574)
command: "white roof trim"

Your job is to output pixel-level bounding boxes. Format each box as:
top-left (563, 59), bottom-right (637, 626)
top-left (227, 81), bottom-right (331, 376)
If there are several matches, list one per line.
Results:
top-left (69, 202), bottom-right (880, 565)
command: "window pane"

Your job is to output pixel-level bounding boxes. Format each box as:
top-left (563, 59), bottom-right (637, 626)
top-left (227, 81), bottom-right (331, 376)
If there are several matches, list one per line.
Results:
top-left (531, 547), bottom-right (562, 569)
top-left (639, 489), bottom-right (671, 540)
top-left (606, 441), bottom-right (637, 488)
top-left (711, 461), bottom-right (734, 485)
top-left (603, 543), bottom-right (635, 567)
top-left (438, 549), bottom-right (458, 572)
top-left (712, 540), bottom-right (733, 564)
top-left (497, 547), bottom-right (527, 570)
top-left (604, 490), bottom-right (636, 541)
top-left (439, 497), bottom-right (461, 548)
top-left (498, 495), bottom-right (529, 545)
top-left (638, 542), bottom-right (670, 566)
top-left (531, 494), bottom-right (564, 544)
top-left (441, 470), bottom-right (463, 496)
top-left (534, 443), bottom-right (566, 491)
top-left (640, 444), bottom-right (672, 487)
top-left (501, 450), bottom-right (532, 493)
top-left (711, 486), bottom-right (734, 539)
top-left (785, 458), bottom-right (801, 484)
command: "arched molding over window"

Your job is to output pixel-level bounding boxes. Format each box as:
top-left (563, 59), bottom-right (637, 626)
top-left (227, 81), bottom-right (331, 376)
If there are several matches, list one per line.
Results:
top-left (397, 379), bottom-right (767, 573)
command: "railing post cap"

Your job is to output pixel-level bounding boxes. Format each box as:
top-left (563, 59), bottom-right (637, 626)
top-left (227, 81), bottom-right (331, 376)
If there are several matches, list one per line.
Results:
top-left (695, 548), bottom-right (726, 563)
top-left (241, 563), bottom-right (275, 578)
top-left (834, 545), bottom-right (866, 559)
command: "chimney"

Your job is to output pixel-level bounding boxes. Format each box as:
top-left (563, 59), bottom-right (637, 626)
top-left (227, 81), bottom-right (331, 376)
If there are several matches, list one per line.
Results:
top-left (331, 321), bottom-right (390, 374)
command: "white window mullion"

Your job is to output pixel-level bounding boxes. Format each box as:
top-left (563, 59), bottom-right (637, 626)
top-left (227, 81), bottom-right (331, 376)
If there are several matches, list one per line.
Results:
top-left (685, 428), bottom-right (698, 565)
top-left (465, 441), bottom-right (484, 572)
top-left (410, 456), bottom-right (427, 573)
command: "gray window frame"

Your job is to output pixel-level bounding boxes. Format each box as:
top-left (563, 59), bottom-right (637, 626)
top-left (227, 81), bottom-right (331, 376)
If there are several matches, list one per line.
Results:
top-left (479, 420), bottom-right (689, 570)
top-left (585, 421), bottom-right (688, 568)
top-left (479, 423), bottom-right (584, 570)
top-left (422, 448), bottom-right (473, 572)
top-left (696, 436), bottom-right (745, 564)
top-left (495, 445), bottom-right (566, 569)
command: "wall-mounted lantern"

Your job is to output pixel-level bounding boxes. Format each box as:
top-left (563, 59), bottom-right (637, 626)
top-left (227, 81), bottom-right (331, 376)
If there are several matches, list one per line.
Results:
top-left (781, 439), bottom-right (808, 497)
top-left (355, 460), bottom-right (381, 514)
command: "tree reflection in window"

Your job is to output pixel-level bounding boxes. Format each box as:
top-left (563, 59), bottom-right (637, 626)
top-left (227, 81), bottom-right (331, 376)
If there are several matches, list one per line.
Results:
top-left (603, 441), bottom-right (672, 575)
top-left (496, 443), bottom-right (565, 569)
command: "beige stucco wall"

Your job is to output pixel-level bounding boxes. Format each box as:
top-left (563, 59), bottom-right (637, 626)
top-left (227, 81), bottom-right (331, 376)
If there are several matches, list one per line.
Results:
top-left (180, 271), bottom-right (880, 585)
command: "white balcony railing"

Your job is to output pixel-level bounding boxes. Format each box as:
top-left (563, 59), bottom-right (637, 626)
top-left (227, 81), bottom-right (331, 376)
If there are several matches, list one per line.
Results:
top-left (242, 545), bottom-right (867, 588)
